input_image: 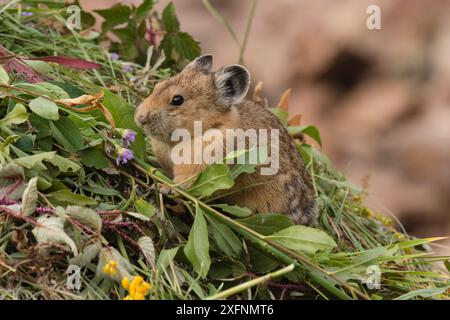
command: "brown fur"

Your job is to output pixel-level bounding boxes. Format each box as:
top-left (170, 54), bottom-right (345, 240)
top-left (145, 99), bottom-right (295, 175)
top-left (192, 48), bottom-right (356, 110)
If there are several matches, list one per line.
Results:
top-left (135, 56), bottom-right (318, 225)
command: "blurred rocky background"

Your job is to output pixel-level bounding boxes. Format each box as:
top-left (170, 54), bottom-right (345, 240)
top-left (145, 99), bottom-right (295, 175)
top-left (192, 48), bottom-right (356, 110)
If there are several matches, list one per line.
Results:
top-left (81, 0), bottom-right (450, 253)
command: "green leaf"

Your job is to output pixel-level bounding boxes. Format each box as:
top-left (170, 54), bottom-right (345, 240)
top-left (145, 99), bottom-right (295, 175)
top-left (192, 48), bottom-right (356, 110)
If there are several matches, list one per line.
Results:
top-left (138, 236), bottom-right (156, 267)
top-left (237, 213), bottom-right (294, 236)
top-left (46, 189), bottom-right (97, 206)
top-left (21, 177), bottom-right (38, 216)
top-left (29, 113), bottom-right (51, 139)
top-left (270, 108), bottom-right (289, 126)
top-left (125, 211), bottom-right (150, 222)
top-left (28, 97), bottom-right (59, 121)
top-left (32, 215), bottom-right (78, 255)
top-left (50, 117), bottom-right (84, 151)
top-left (65, 205), bottom-right (102, 233)
top-left (0, 103), bottom-right (28, 127)
top-left (228, 145), bottom-right (269, 179)
top-left (135, 0), bottom-right (154, 20)
top-left (184, 206), bottom-right (211, 278)
top-left (266, 225), bottom-right (337, 254)
top-left (160, 32), bottom-right (201, 62)
top-left (157, 246), bottom-right (179, 270)
top-left (47, 154), bottom-right (81, 172)
top-left (83, 183), bottom-right (119, 196)
top-left (0, 66), bottom-right (9, 83)
top-left (134, 198), bottom-right (157, 218)
top-left (207, 216), bottom-right (242, 258)
top-left (213, 204), bottom-right (252, 218)
top-left (161, 2), bottom-right (180, 32)
top-left (248, 244), bottom-right (279, 273)
top-left (95, 4), bottom-right (131, 31)
top-left (80, 147), bottom-right (110, 169)
top-left (23, 60), bottom-right (53, 73)
top-left (444, 260), bottom-right (450, 272)
top-left (189, 164), bottom-right (234, 198)
top-left (16, 82), bottom-right (69, 100)
top-left (101, 90), bottom-right (145, 159)
top-left (14, 151), bottom-right (56, 170)
top-left (394, 285), bottom-right (450, 300)
top-left (288, 125), bottom-right (322, 147)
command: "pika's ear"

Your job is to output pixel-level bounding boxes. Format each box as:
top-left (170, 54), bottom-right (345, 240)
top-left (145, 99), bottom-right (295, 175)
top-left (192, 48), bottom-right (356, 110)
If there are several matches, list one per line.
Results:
top-left (185, 54), bottom-right (213, 73)
top-left (214, 65), bottom-right (250, 105)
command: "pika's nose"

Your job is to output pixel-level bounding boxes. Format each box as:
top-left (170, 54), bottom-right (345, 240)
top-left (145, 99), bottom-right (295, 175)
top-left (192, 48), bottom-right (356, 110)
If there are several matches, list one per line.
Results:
top-left (134, 105), bottom-right (149, 126)
top-left (135, 113), bottom-right (148, 127)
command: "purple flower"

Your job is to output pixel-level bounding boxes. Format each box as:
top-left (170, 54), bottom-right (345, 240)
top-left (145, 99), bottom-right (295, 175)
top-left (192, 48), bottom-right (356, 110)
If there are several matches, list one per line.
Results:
top-left (116, 148), bottom-right (134, 166)
top-left (110, 52), bottom-right (120, 61)
top-left (122, 63), bottom-right (134, 72)
top-left (21, 11), bottom-right (33, 17)
top-left (121, 129), bottom-right (136, 147)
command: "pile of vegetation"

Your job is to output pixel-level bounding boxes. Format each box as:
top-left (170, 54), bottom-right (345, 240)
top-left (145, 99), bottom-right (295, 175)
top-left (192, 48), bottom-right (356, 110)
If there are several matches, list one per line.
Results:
top-left (0, 0), bottom-right (448, 300)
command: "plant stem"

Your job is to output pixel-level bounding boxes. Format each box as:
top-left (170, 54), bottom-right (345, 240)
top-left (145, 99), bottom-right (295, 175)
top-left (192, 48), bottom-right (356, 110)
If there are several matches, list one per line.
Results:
top-left (205, 264), bottom-right (295, 300)
top-left (238, 0), bottom-right (258, 64)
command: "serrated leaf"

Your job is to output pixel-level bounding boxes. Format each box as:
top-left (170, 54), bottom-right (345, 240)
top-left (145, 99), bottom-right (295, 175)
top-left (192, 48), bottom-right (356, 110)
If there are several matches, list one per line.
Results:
top-left (21, 177), bottom-right (38, 216)
top-left (161, 2), bottom-right (179, 32)
top-left (189, 164), bottom-right (234, 198)
top-left (184, 206), bottom-right (210, 279)
top-left (0, 103), bottom-right (28, 127)
top-left (95, 4), bottom-right (131, 30)
top-left (138, 236), bottom-right (155, 267)
top-left (28, 97), bottom-right (59, 121)
top-left (237, 213), bottom-right (294, 236)
top-left (32, 215), bottom-right (78, 255)
top-left (266, 225), bottom-right (337, 254)
top-left (69, 242), bottom-right (101, 268)
top-left (135, 0), bottom-right (154, 20)
top-left (65, 205), bottom-right (102, 233)
top-left (160, 32), bottom-right (201, 61)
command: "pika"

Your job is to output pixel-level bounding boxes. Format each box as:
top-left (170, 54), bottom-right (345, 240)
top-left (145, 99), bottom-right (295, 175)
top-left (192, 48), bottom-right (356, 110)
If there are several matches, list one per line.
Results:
top-left (135, 55), bottom-right (318, 225)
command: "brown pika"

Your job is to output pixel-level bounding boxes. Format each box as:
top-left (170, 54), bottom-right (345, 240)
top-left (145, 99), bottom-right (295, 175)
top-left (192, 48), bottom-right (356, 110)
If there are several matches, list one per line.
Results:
top-left (134, 54), bottom-right (318, 225)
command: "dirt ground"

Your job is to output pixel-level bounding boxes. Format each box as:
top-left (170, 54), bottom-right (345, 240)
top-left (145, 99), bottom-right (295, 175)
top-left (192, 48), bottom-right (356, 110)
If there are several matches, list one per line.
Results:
top-left (81, 0), bottom-right (450, 253)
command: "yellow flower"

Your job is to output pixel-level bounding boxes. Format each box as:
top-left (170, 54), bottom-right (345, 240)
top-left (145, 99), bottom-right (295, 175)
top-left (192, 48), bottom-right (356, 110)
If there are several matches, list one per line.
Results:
top-left (121, 277), bottom-right (130, 289)
top-left (103, 260), bottom-right (118, 276)
top-left (122, 276), bottom-right (151, 300)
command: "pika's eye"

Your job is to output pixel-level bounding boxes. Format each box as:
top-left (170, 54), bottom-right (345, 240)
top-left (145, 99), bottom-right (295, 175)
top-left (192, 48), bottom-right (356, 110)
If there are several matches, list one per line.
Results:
top-left (170, 95), bottom-right (184, 106)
